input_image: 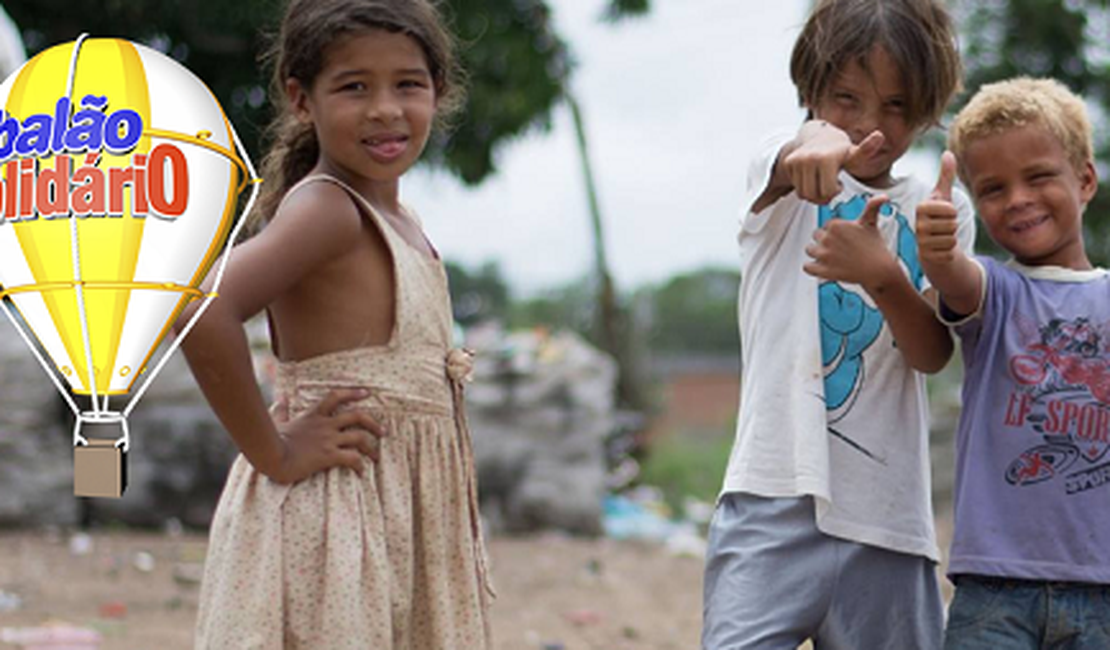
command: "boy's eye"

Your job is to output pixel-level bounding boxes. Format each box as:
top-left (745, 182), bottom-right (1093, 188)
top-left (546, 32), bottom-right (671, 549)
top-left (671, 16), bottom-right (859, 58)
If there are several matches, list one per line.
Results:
top-left (884, 99), bottom-right (906, 113)
top-left (340, 81), bottom-right (366, 92)
top-left (834, 92), bottom-right (856, 104)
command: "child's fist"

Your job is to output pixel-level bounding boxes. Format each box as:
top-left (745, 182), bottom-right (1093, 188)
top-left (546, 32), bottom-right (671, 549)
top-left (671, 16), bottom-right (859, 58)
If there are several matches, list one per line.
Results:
top-left (915, 152), bottom-right (959, 264)
top-left (783, 121), bottom-right (884, 205)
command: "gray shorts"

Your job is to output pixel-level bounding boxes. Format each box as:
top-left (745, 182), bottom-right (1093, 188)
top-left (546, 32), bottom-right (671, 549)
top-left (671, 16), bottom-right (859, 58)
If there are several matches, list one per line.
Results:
top-left (702, 492), bottom-right (943, 650)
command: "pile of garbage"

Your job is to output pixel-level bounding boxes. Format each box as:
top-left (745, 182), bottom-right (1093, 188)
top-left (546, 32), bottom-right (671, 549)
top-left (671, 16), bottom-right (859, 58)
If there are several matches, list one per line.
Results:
top-left (465, 325), bottom-right (620, 535)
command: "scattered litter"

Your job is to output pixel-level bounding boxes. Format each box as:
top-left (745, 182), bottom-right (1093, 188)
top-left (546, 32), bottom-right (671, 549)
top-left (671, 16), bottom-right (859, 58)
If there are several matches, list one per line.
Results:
top-left (563, 609), bottom-right (603, 627)
top-left (0, 589), bottom-right (22, 613)
top-left (172, 562), bottom-right (203, 587)
top-left (0, 624), bottom-right (102, 649)
top-left (602, 494), bottom-right (676, 542)
top-left (665, 522), bottom-right (709, 558)
top-left (98, 600), bottom-right (127, 619)
top-left (682, 496), bottom-right (716, 526)
top-left (163, 517), bottom-right (184, 538)
top-left (67, 532), bottom-right (92, 557)
top-left (133, 551), bottom-right (155, 573)
top-left (603, 489), bottom-right (708, 557)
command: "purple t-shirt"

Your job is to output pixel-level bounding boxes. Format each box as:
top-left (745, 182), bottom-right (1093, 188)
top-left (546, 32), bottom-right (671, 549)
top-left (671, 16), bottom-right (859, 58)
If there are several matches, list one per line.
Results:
top-left (947, 257), bottom-right (1110, 583)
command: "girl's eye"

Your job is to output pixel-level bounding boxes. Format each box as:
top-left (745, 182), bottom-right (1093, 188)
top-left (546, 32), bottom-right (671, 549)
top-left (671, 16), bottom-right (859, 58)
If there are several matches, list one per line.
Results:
top-left (340, 82), bottom-right (366, 92)
top-left (399, 79), bottom-right (429, 90)
top-left (884, 100), bottom-right (906, 114)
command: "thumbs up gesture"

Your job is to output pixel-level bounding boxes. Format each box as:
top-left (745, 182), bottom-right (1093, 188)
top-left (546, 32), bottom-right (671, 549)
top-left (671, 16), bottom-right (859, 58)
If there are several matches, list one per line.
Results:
top-left (803, 193), bottom-right (896, 290)
top-left (915, 151), bottom-right (959, 267)
top-left (783, 121), bottom-right (885, 205)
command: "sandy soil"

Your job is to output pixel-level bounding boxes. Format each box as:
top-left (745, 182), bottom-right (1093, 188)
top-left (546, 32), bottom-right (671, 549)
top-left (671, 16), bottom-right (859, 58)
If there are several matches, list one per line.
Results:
top-left (0, 530), bottom-right (705, 650)
top-left (0, 509), bottom-right (954, 650)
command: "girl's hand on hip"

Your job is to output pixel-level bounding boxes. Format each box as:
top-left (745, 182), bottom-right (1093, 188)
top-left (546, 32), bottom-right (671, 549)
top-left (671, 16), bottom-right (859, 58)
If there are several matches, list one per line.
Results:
top-left (267, 388), bottom-right (387, 484)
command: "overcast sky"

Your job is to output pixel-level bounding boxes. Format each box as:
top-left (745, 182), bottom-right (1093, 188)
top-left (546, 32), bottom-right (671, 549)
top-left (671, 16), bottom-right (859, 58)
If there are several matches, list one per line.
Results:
top-left (405, 0), bottom-right (940, 296)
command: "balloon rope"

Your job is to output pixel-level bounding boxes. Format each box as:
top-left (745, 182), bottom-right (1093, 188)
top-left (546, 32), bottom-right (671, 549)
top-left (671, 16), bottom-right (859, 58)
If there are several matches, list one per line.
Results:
top-left (64, 33), bottom-right (100, 415)
top-left (122, 118), bottom-right (261, 418)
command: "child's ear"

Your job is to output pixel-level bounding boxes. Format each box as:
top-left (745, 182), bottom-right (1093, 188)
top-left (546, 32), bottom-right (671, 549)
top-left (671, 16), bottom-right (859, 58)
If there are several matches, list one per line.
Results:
top-left (1079, 159), bottom-right (1099, 206)
top-left (286, 78), bottom-right (312, 124)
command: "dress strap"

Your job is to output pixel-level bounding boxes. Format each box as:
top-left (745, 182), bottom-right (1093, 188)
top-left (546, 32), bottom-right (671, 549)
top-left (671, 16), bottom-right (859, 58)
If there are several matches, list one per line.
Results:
top-left (280, 174), bottom-right (392, 238)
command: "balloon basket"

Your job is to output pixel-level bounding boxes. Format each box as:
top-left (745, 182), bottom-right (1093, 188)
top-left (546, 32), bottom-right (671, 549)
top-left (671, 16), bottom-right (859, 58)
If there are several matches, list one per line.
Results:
top-left (73, 412), bottom-right (129, 498)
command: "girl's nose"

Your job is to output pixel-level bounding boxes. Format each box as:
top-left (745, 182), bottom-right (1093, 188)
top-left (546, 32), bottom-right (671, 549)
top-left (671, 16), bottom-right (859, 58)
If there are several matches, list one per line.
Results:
top-left (368, 94), bottom-right (402, 122)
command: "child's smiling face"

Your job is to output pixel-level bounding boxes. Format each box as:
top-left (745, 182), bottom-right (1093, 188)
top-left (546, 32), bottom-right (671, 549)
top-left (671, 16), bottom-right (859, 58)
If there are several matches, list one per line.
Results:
top-left (291, 28), bottom-right (437, 195)
top-left (809, 45), bottom-right (917, 188)
top-left (963, 123), bottom-right (1098, 269)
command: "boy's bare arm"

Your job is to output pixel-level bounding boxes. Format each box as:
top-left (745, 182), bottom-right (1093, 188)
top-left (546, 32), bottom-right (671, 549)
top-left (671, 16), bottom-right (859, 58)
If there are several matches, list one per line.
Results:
top-left (916, 152), bottom-right (983, 317)
top-left (804, 194), bottom-right (953, 373)
top-left (864, 271), bottom-right (954, 373)
top-left (752, 120), bottom-right (885, 213)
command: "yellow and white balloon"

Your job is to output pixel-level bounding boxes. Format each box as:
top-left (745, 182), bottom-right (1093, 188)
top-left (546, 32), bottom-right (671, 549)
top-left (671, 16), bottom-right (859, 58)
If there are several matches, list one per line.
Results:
top-left (0, 36), bottom-right (257, 466)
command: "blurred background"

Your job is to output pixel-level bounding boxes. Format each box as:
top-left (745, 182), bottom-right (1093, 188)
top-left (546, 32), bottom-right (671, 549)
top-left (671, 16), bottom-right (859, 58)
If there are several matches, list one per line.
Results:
top-left (0, 0), bottom-right (1108, 648)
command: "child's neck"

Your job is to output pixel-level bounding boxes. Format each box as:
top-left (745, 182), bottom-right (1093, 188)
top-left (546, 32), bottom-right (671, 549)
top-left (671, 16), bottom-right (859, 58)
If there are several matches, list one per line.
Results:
top-left (851, 169), bottom-right (895, 189)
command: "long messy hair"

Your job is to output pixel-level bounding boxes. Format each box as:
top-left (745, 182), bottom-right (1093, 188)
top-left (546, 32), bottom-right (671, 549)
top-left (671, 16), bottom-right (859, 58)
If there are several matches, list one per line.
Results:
top-left (249, 0), bottom-right (464, 231)
top-left (790, 0), bottom-right (962, 129)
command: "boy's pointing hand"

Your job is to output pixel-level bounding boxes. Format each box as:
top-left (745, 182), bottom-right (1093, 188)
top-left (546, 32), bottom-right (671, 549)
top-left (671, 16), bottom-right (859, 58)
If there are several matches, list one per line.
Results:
top-left (785, 122), bottom-right (885, 205)
top-left (916, 151), bottom-right (959, 265)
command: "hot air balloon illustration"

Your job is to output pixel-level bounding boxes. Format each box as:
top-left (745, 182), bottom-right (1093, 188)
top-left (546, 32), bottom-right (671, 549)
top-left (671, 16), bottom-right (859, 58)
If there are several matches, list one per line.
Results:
top-left (0, 35), bottom-right (259, 497)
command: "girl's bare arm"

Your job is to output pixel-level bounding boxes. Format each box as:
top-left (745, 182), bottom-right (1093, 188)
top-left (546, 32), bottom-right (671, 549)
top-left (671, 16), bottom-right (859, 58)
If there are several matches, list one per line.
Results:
top-left (174, 183), bottom-right (385, 483)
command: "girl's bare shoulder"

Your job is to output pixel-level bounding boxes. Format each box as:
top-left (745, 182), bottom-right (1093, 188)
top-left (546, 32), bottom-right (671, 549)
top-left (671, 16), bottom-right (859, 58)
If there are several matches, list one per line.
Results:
top-left (270, 179), bottom-right (365, 239)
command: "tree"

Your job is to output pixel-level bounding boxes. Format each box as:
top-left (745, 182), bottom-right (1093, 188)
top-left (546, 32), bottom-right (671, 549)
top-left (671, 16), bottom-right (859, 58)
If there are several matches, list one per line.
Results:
top-left (5, 0), bottom-right (646, 187)
top-left (952, 0), bottom-right (1110, 262)
top-left (443, 260), bottom-right (510, 326)
top-left (643, 267), bottom-right (741, 355)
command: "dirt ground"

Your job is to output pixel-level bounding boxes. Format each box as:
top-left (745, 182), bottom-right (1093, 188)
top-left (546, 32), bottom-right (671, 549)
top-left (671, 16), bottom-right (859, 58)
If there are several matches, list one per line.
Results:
top-left (0, 530), bottom-right (704, 650)
top-left (0, 509), bottom-right (955, 650)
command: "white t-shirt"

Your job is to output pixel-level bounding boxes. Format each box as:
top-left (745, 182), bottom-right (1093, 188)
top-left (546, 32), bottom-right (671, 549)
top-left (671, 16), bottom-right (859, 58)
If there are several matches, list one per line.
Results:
top-left (721, 133), bottom-right (976, 560)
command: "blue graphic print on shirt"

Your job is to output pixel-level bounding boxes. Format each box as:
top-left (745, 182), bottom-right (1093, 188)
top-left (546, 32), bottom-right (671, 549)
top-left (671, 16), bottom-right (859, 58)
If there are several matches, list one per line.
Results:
top-left (817, 194), bottom-right (923, 420)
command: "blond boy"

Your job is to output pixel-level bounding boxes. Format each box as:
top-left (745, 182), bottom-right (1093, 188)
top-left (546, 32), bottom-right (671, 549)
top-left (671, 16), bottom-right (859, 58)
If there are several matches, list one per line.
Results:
top-left (917, 77), bottom-right (1110, 649)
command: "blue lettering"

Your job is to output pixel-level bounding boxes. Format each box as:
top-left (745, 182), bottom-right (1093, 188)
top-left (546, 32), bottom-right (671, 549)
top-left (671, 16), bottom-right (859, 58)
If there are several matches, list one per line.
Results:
top-left (50, 97), bottom-right (70, 153)
top-left (103, 109), bottom-right (141, 153)
top-left (0, 96), bottom-right (143, 162)
top-left (15, 114), bottom-right (50, 156)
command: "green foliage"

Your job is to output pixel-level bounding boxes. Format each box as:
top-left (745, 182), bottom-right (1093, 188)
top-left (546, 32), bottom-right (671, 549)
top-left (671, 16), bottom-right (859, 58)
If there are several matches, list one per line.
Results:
top-left (642, 267), bottom-right (740, 354)
top-left (508, 276), bottom-right (597, 334)
top-left (7, 0), bottom-right (282, 170)
top-left (444, 259), bottom-right (511, 325)
top-left (603, 0), bottom-right (651, 22)
top-left (2, 0), bottom-right (591, 186)
top-left (953, 0), bottom-right (1110, 263)
top-left (432, 0), bottom-right (570, 184)
top-left (636, 430), bottom-right (733, 515)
